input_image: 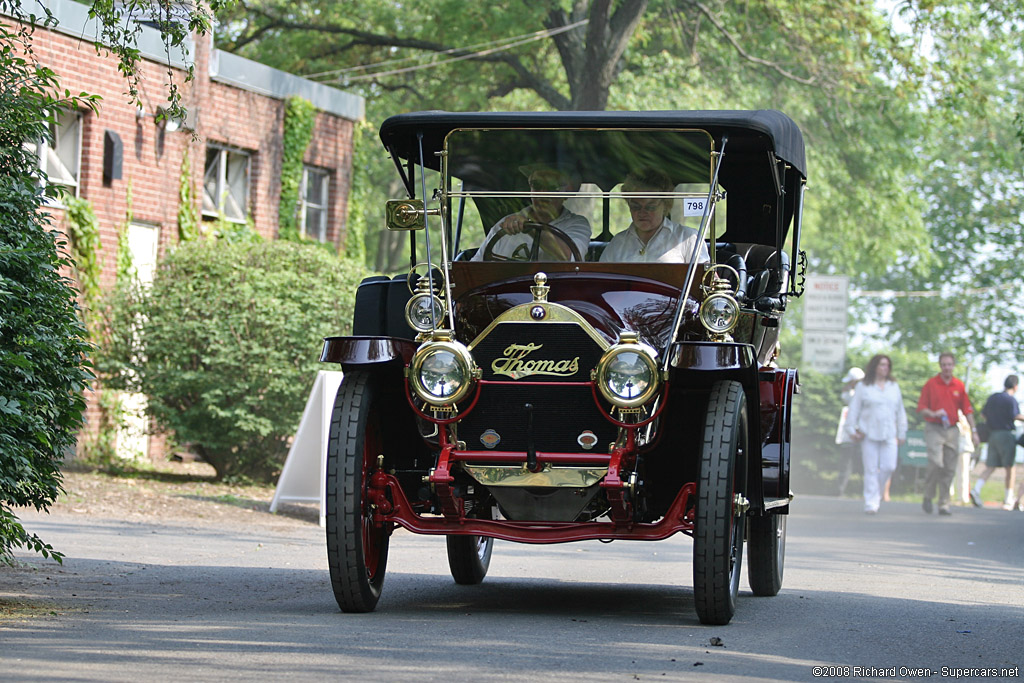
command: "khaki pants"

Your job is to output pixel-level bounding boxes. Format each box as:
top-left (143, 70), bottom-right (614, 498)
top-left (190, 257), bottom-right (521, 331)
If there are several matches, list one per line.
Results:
top-left (923, 422), bottom-right (959, 507)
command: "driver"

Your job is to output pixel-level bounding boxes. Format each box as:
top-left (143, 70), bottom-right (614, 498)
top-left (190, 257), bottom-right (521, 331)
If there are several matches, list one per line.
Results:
top-left (473, 166), bottom-right (591, 261)
top-left (600, 168), bottom-right (710, 263)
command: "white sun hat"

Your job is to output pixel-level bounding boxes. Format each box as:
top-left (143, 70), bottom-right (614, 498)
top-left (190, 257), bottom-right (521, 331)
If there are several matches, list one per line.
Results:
top-left (842, 367), bottom-right (865, 383)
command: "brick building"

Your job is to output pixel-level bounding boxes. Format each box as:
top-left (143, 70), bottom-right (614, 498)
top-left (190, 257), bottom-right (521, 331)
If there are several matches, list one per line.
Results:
top-left (11, 0), bottom-right (364, 460)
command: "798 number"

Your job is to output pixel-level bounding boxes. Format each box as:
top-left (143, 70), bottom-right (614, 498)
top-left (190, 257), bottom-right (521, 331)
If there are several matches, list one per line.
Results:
top-left (683, 198), bottom-right (707, 216)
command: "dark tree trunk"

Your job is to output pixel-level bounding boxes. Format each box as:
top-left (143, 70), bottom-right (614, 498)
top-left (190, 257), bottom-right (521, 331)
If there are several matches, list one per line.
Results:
top-left (548, 0), bottom-right (648, 110)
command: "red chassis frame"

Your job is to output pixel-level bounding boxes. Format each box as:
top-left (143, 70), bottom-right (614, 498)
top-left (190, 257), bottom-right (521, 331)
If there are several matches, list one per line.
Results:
top-left (366, 377), bottom-right (694, 544)
top-left (367, 469), bottom-right (696, 544)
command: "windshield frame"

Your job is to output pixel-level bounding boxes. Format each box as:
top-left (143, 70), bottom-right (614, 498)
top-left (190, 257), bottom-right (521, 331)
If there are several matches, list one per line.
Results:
top-left (439, 126), bottom-right (721, 262)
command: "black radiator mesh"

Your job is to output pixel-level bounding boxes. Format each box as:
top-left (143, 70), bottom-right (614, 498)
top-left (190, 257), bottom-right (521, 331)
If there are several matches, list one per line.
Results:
top-left (461, 321), bottom-right (615, 453)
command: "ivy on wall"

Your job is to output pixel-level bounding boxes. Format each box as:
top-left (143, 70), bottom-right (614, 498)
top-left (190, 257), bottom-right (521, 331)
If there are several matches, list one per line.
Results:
top-left (78, 388), bottom-right (126, 467)
top-left (177, 148), bottom-right (199, 242)
top-left (278, 96), bottom-right (317, 242)
top-left (63, 194), bottom-right (102, 308)
top-left (343, 120), bottom-right (373, 264)
top-left (115, 181), bottom-right (135, 284)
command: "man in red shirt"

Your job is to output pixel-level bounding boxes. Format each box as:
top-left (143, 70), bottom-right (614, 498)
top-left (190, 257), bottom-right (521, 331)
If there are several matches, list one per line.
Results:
top-left (917, 352), bottom-right (981, 515)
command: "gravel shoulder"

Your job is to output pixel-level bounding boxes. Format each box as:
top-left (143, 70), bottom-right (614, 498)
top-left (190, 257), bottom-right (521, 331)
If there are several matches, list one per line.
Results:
top-left (47, 462), bottom-right (318, 526)
top-left (2, 461), bottom-right (320, 623)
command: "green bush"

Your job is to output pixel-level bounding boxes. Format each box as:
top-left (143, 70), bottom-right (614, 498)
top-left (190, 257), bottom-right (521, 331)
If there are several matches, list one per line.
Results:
top-left (98, 240), bottom-right (373, 481)
top-left (1, 21), bottom-right (93, 565)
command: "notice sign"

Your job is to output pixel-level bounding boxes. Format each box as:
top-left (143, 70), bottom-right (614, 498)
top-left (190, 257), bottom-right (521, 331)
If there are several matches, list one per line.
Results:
top-left (802, 275), bottom-right (849, 374)
top-left (802, 330), bottom-right (848, 375)
top-left (803, 275), bottom-right (850, 331)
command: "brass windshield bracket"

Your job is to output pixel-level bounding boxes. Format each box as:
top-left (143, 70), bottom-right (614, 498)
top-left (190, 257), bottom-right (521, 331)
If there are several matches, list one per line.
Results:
top-left (386, 199), bottom-right (439, 231)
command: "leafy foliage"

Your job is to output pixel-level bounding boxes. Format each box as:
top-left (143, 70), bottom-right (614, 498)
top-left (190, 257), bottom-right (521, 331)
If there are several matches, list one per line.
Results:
top-left (115, 182), bottom-right (135, 284)
top-left (343, 120), bottom-right (374, 264)
top-left (856, 85), bottom-right (1024, 365)
top-left (277, 96), bottom-right (317, 241)
top-left (76, 389), bottom-right (126, 468)
top-left (96, 240), bottom-right (374, 481)
top-left (0, 12), bottom-right (96, 565)
top-left (63, 195), bottom-right (102, 309)
top-left (84, 0), bottom-right (232, 127)
top-left (790, 368), bottom-right (846, 494)
top-left (177, 148), bottom-right (200, 242)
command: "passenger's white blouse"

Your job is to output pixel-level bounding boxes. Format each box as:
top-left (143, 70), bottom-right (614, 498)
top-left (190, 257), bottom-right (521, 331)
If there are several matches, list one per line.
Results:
top-left (846, 380), bottom-right (908, 442)
top-left (599, 217), bottom-right (710, 263)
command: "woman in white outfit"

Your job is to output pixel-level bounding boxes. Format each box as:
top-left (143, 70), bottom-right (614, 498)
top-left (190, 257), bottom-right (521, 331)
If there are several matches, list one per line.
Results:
top-left (846, 354), bottom-right (908, 514)
top-left (599, 168), bottom-right (709, 263)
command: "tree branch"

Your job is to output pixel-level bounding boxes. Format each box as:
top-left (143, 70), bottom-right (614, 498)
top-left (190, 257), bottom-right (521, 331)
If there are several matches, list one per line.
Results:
top-left (243, 5), bottom-right (571, 110)
top-left (686, 0), bottom-right (817, 86)
top-left (223, 19), bottom-right (281, 52)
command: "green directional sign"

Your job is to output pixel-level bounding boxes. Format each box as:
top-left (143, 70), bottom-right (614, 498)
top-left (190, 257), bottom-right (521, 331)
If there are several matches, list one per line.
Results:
top-left (898, 429), bottom-right (929, 467)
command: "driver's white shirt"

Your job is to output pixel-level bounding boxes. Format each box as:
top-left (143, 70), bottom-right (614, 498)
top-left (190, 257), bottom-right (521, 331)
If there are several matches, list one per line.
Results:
top-left (472, 208), bottom-right (591, 261)
top-left (600, 217), bottom-right (709, 263)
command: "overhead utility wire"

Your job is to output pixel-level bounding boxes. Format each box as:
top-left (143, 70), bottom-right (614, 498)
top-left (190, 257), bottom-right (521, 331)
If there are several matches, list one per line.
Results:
top-left (852, 282), bottom-right (1015, 298)
top-left (305, 22), bottom-right (584, 79)
top-left (304, 19), bottom-right (589, 82)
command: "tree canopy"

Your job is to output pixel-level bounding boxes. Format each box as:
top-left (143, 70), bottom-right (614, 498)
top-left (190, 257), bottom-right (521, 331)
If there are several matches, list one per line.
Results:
top-left (216, 0), bottom-right (1024, 369)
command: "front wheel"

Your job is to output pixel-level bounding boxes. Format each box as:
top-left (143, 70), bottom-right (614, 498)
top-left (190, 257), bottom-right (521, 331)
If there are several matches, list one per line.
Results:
top-left (747, 513), bottom-right (786, 596)
top-left (693, 380), bottom-right (747, 626)
top-left (326, 370), bottom-right (391, 612)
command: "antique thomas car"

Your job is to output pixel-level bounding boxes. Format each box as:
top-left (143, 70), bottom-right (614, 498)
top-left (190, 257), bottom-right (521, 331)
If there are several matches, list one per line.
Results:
top-left (321, 110), bottom-right (805, 625)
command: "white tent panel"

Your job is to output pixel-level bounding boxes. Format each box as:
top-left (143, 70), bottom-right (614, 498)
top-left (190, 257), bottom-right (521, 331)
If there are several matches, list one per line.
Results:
top-left (269, 370), bottom-right (343, 527)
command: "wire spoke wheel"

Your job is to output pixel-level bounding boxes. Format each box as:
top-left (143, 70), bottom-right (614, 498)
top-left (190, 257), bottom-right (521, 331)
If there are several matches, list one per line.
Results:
top-left (326, 370), bottom-right (391, 612)
top-left (693, 380), bottom-right (747, 626)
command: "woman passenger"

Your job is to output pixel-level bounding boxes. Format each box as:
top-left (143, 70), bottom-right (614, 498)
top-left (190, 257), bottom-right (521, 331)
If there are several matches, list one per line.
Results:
top-left (600, 168), bottom-right (709, 263)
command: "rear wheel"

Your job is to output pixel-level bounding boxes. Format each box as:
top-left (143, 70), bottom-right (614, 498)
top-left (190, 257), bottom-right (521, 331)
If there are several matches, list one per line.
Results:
top-left (326, 370), bottom-right (390, 612)
top-left (447, 501), bottom-right (495, 584)
top-left (446, 534), bottom-right (494, 585)
top-left (747, 513), bottom-right (786, 596)
top-left (693, 380), bottom-right (747, 626)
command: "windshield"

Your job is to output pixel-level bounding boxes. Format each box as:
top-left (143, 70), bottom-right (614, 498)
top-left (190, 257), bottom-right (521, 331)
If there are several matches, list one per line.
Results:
top-left (444, 128), bottom-right (720, 264)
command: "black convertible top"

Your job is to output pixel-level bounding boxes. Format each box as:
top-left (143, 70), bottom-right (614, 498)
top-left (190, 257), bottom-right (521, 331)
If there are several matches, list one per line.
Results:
top-left (379, 109), bottom-right (805, 178)
top-left (378, 110), bottom-right (806, 247)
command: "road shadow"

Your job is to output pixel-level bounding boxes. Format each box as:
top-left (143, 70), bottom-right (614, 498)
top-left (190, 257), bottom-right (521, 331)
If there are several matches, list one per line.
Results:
top-left (4, 553), bottom-right (1021, 681)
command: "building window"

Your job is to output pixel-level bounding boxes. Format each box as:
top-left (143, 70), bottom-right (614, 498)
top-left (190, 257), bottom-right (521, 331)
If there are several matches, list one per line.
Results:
top-left (300, 166), bottom-right (330, 242)
top-left (29, 109), bottom-right (82, 200)
top-left (203, 146), bottom-right (250, 222)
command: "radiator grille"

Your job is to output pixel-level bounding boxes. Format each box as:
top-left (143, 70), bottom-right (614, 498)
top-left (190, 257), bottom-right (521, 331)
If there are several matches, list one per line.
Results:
top-left (473, 322), bottom-right (604, 382)
top-left (461, 321), bottom-right (614, 453)
top-left (458, 383), bottom-right (616, 453)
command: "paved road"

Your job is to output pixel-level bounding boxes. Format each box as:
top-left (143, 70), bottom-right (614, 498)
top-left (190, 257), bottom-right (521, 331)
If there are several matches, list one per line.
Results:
top-left (3, 496), bottom-right (1022, 682)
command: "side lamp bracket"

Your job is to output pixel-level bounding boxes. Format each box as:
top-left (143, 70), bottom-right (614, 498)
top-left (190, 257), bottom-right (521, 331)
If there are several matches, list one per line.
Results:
top-left (386, 199), bottom-right (440, 231)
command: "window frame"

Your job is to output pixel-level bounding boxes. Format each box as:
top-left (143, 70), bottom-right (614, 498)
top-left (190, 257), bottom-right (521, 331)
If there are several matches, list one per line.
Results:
top-left (299, 165), bottom-right (330, 242)
top-left (30, 109), bottom-right (83, 204)
top-left (202, 145), bottom-right (251, 223)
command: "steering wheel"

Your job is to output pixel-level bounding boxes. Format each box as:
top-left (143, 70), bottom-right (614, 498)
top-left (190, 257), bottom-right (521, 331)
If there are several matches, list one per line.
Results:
top-left (481, 221), bottom-right (583, 262)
